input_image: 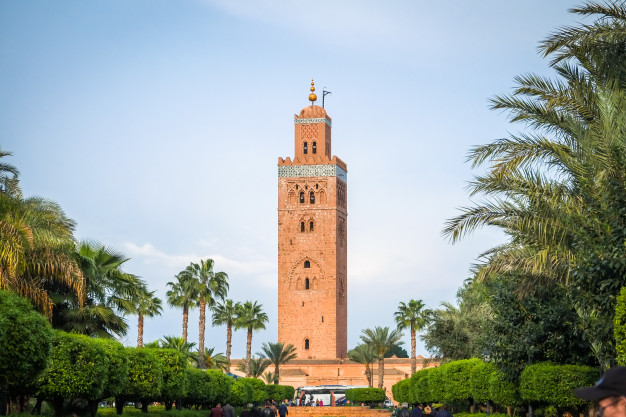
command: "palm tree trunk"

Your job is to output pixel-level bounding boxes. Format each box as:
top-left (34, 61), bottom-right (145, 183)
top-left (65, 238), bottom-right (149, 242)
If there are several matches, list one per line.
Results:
top-left (274, 364), bottom-right (279, 384)
top-left (137, 313), bottom-right (144, 347)
top-left (199, 299), bottom-right (206, 367)
top-left (226, 321), bottom-right (232, 362)
top-left (378, 357), bottom-right (384, 389)
top-left (365, 364), bottom-right (372, 387)
top-left (411, 326), bottom-right (416, 375)
top-left (182, 305), bottom-right (189, 343)
top-left (245, 326), bottom-right (252, 376)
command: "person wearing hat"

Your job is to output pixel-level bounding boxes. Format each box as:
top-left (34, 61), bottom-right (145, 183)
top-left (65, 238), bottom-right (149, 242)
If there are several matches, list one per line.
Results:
top-left (575, 366), bottom-right (626, 417)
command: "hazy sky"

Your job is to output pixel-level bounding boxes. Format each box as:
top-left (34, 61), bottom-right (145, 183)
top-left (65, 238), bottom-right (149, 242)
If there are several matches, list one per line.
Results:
top-left (1, 1), bottom-right (581, 358)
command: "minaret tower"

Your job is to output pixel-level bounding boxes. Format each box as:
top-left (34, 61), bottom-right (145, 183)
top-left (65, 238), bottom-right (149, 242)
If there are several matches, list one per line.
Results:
top-left (277, 81), bottom-right (348, 359)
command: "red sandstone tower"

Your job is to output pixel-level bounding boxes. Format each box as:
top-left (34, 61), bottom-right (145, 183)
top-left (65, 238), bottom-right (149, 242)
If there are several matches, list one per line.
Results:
top-left (277, 81), bottom-right (348, 359)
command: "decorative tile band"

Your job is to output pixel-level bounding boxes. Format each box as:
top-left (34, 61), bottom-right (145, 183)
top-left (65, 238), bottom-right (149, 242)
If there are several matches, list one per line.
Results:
top-left (278, 164), bottom-right (347, 183)
top-left (294, 118), bottom-right (332, 127)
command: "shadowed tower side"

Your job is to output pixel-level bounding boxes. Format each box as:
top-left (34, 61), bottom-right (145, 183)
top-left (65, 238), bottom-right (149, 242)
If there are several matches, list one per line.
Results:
top-left (277, 80), bottom-right (348, 359)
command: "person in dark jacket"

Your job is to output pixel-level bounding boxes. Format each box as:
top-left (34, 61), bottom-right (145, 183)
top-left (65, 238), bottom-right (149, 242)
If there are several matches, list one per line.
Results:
top-left (436, 405), bottom-right (452, 417)
top-left (240, 405), bottom-right (253, 417)
top-left (210, 404), bottom-right (224, 417)
top-left (397, 403), bottom-right (411, 417)
top-left (223, 403), bottom-right (234, 417)
top-left (412, 404), bottom-right (424, 417)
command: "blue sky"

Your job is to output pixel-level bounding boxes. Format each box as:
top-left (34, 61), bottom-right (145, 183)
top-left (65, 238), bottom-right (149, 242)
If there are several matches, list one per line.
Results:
top-left (1, 1), bottom-right (581, 358)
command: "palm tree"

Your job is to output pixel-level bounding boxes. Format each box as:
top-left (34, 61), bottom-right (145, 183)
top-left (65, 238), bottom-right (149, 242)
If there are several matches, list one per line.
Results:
top-left (0, 190), bottom-right (84, 316)
top-left (394, 299), bottom-right (430, 375)
top-left (160, 335), bottom-right (197, 363)
top-left (130, 288), bottom-right (162, 347)
top-left (360, 326), bottom-right (403, 389)
top-left (258, 342), bottom-right (297, 384)
top-left (185, 259), bottom-right (228, 366)
top-left (236, 356), bottom-right (270, 378)
top-left (166, 271), bottom-right (199, 342)
top-left (235, 300), bottom-right (268, 376)
top-left (348, 344), bottom-right (376, 387)
top-left (262, 372), bottom-right (276, 385)
top-left (0, 149), bottom-right (20, 197)
top-left (197, 347), bottom-right (230, 372)
top-left (212, 299), bottom-right (241, 362)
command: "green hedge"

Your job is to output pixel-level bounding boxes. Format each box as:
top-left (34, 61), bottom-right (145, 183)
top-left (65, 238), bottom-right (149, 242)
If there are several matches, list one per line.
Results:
top-left (346, 387), bottom-right (385, 405)
top-left (392, 378), bottom-right (411, 404)
top-left (488, 370), bottom-right (521, 408)
top-left (266, 384), bottom-right (294, 402)
top-left (442, 358), bottom-right (482, 402)
top-left (230, 378), bottom-right (255, 406)
top-left (520, 363), bottom-right (599, 407)
top-left (471, 361), bottom-right (497, 403)
top-left (153, 349), bottom-right (188, 408)
top-left (206, 369), bottom-right (233, 405)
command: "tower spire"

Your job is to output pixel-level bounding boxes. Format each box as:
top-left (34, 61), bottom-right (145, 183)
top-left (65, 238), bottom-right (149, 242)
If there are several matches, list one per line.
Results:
top-left (308, 79), bottom-right (317, 104)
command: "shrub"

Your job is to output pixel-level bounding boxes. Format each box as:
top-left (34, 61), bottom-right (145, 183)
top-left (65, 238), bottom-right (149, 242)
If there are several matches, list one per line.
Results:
top-left (230, 379), bottom-right (255, 406)
top-left (266, 384), bottom-right (294, 402)
top-left (346, 387), bottom-right (385, 405)
top-left (443, 358), bottom-right (482, 402)
top-left (206, 369), bottom-right (233, 405)
top-left (153, 349), bottom-right (188, 409)
top-left (37, 331), bottom-right (108, 416)
top-left (0, 290), bottom-right (53, 413)
top-left (121, 347), bottom-right (163, 412)
top-left (183, 368), bottom-right (211, 409)
top-left (411, 367), bottom-right (434, 404)
top-left (471, 361), bottom-right (497, 403)
top-left (392, 378), bottom-right (411, 404)
top-left (428, 366), bottom-right (445, 403)
top-left (520, 363), bottom-right (599, 407)
top-left (489, 370), bottom-right (521, 408)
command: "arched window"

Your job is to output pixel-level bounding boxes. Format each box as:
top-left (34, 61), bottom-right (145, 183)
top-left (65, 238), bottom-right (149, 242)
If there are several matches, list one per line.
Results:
top-left (310, 191), bottom-right (315, 204)
top-left (300, 222), bottom-right (305, 232)
top-left (303, 142), bottom-right (308, 154)
top-left (312, 142), bottom-right (317, 154)
top-left (299, 192), bottom-right (304, 204)
top-left (304, 339), bottom-right (310, 350)
top-left (309, 221), bottom-right (314, 232)
top-left (304, 260), bottom-right (310, 268)
top-left (305, 278), bottom-right (310, 290)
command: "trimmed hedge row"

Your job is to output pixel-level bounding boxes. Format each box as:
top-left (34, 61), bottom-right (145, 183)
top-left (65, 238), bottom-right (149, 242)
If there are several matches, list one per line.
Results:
top-left (392, 360), bottom-right (598, 410)
top-left (346, 388), bottom-right (385, 405)
top-left (10, 330), bottom-right (293, 416)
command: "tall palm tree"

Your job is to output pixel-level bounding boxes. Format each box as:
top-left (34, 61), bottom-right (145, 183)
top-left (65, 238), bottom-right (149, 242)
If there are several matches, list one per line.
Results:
top-left (212, 299), bottom-right (241, 362)
top-left (130, 288), bottom-right (162, 347)
top-left (197, 347), bottom-right (230, 372)
top-left (258, 342), bottom-right (297, 384)
top-left (235, 300), bottom-right (268, 376)
top-left (236, 356), bottom-right (270, 378)
top-left (360, 326), bottom-right (404, 389)
top-left (0, 149), bottom-right (20, 197)
top-left (348, 344), bottom-right (376, 387)
top-left (185, 259), bottom-right (228, 366)
top-left (166, 271), bottom-right (199, 342)
top-left (394, 299), bottom-right (431, 375)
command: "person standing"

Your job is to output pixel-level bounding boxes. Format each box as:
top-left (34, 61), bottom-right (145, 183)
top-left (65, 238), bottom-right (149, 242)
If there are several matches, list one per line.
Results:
top-left (279, 399), bottom-right (288, 417)
top-left (240, 405), bottom-right (253, 417)
top-left (412, 404), bottom-right (424, 417)
top-left (210, 404), bottom-right (224, 417)
top-left (575, 366), bottom-right (626, 417)
top-left (223, 403), bottom-right (234, 417)
top-left (398, 403), bottom-right (411, 417)
top-left (436, 405), bottom-right (452, 417)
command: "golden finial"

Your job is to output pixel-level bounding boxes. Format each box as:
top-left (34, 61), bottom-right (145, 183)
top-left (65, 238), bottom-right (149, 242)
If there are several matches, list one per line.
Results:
top-left (309, 79), bottom-right (317, 103)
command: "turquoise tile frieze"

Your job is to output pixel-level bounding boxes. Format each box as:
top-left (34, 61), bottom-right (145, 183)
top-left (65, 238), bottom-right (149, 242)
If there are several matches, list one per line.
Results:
top-left (294, 118), bottom-right (332, 127)
top-left (278, 164), bottom-right (347, 183)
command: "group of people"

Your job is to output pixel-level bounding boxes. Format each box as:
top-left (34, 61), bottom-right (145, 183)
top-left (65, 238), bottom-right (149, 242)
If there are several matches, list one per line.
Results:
top-left (395, 403), bottom-right (452, 417)
top-left (210, 401), bottom-right (290, 417)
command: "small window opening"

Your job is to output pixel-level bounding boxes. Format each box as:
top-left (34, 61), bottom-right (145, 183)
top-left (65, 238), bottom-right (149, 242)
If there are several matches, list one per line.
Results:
top-left (316, 183), bottom-right (318, 189)
top-left (305, 278), bottom-right (310, 290)
top-left (300, 222), bottom-right (305, 232)
top-left (299, 192), bottom-right (304, 204)
top-left (309, 221), bottom-right (314, 232)
top-left (305, 339), bottom-right (310, 350)
top-left (304, 260), bottom-right (310, 268)
top-left (312, 142), bottom-right (317, 154)
top-left (322, 316), bottom-right (324, 323)
top-left (302, 302), bottom-right (304, 307)
top-left (310, 191), bottom-right (315, 204)
top-left (303, 142), bottom-right (308, 154)
top-left (295, 184), bottom-right (298, 190)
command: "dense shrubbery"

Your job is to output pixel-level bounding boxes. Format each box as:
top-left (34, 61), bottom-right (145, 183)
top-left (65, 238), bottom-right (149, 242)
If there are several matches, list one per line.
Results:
top-left (346, 388), bottom-right (385, 405)
top-left (392, 360), bottom-right (598, 412)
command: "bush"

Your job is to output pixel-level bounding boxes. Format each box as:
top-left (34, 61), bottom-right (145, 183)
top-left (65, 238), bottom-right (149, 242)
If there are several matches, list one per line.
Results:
top-left (266, 385), bottom-right (294, 402)
top-left (121, 347), bottom-right (163, 412)
top-left (520, 363), bottom-right (599, 407)
top-left (37, 331), bottom-right (108, 416)
top-left (183, 368), bottom-right (211, 409)
top-left (94, 338), bottom-right (129, 400)
top-left (346, 387), bottom-right (385, 405)
top-left (411, 367), bottom-right (434, 404)
top-left (153, 349), bottom-right (188, 409)
top-left (489, 370), bottom-right (521, 408)
top-left (442, 358), bottom-right (482, 402)
top-left (0, 290), bottom-right (53, 412)
top-left (206, 370), bottom-right (233, 405)
top-left (471, 361), bottom-right (496, 403)
top-left (428, 366), bottom-right (445, 403)
top-left (230, 379), bottom-right (255, 406)
top-left (392, 378), bottom-right (411, 404)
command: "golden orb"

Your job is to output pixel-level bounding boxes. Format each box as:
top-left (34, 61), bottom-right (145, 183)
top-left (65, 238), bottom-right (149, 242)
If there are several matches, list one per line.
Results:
top-left (309, 93), bottom-right (317, 102)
